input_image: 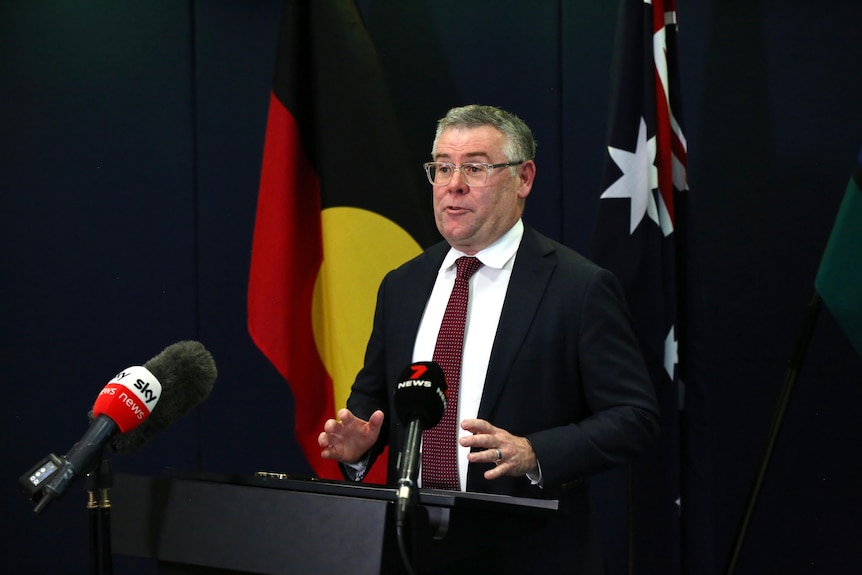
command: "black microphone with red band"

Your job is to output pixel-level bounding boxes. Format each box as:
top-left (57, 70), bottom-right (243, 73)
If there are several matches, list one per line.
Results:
top-left (392, 360), bottom-right (446, 526)
top-left (21, 340), bottom-right (216, 513)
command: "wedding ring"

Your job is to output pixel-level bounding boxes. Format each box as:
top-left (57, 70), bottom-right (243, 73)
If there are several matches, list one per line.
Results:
top-left (495, 448), bottom-right (502, 461)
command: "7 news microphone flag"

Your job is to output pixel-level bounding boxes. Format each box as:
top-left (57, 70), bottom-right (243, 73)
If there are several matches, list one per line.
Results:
top-left (248, 0), bottom-right (438, 482)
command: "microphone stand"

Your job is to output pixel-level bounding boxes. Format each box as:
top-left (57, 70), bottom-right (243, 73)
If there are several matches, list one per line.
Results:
top-left (395, 420), bottom-right (423, 575)
top-left (86, 459), bottom-right (114, 575)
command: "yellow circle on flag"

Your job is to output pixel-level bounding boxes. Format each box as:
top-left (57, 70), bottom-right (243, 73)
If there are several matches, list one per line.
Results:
top-left (313, 207), bottom-right (424, 414)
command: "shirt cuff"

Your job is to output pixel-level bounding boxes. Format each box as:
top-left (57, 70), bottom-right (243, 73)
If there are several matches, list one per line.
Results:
top-left (524, 437), bottom-right (543, 487)
top-left (526, 458), bottom-right (543, 487)
top-left (341, 451), bottom-right (371, 482)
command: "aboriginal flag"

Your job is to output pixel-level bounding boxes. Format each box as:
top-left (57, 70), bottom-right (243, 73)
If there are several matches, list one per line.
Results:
top-left (248, 0), bottom-right (438, 482)
top-left (590, 0), bottom-right (715, 573)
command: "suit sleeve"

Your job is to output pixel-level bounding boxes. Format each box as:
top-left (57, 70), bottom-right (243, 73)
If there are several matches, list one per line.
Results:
top-left (527, 267), bottom-right (660, 487)
top-left (344, 272), bottom-right (395, 473)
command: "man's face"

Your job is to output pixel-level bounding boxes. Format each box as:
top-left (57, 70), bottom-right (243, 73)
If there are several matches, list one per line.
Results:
top-left (431, 126), bottom-right (534, 254)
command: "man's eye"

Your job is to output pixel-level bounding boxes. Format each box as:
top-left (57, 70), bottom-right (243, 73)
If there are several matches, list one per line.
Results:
top-left (438, 164), bottom-right (453, 174)
top-left (463, 164), bottom-right (483, 174)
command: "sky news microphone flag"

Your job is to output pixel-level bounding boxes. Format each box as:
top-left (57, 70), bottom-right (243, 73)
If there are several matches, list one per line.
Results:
top-left (248, 0), bottom-right (438, 482)
top-left (815, 148), bottom-right (862, 358)
top-left (590, 1), bottom-right (714, 573)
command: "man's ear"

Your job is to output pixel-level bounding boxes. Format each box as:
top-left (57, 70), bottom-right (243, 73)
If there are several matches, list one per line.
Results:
top-left (517, 160), bottom-right (536, 199)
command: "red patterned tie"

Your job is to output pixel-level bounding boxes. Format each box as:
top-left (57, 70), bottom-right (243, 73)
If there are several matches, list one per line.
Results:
top-left (422, 256), bottom-right (482, 490)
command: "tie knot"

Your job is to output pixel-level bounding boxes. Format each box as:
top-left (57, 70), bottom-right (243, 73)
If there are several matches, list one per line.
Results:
top-left (455, 256), bottom-right (482, 280)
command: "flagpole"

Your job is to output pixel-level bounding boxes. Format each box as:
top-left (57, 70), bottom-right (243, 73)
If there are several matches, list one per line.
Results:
top-left (725, 292), bottom-right (822, 575)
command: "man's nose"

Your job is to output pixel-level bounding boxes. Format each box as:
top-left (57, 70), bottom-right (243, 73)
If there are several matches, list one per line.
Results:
top-left (445, 169), bottom-right (469, 193)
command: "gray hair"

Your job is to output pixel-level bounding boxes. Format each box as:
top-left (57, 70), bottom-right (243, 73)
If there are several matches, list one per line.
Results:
top-left (431, 104), bottom-right (537, 163)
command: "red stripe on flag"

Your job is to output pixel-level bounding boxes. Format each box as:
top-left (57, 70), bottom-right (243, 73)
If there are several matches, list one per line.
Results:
top-left (653, 1), bottom-right (675, 224)
top-left (248, 91), bottom-right (340, 479)
top-left (654, 70), bottom-right (675, 222)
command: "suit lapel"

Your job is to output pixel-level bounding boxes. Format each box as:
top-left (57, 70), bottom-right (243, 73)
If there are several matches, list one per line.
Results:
top-left (478, 226), bottom-right (557, 419)
top-left (389, 241), bottom-right (449, 368)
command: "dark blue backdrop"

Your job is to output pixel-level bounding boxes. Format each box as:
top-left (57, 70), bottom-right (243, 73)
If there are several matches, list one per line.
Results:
top-left (2, 1), bottom-right (861, 573)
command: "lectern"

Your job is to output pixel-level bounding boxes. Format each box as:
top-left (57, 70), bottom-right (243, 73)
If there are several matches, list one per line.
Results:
top-left (110, 470), bottom-right (558, 574)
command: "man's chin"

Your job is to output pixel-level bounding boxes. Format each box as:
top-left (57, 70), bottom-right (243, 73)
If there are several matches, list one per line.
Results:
top-left (438, 225), bottom-right (472, 245)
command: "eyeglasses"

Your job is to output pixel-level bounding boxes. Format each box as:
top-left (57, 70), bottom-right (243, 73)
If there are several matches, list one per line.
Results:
top-left (422, 161), bottom-right (524, 186)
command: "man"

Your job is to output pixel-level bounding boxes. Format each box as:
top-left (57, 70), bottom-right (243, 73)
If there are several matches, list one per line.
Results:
top-left (319, 105), bottom-right (659, 573)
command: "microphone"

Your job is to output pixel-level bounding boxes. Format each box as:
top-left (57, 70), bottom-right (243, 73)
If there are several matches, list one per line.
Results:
top-left (107, 340), bottom-right (216, 455)
top-left (21, 341), bottom-right (217, 513)
top-left (392, 361), bottom-right (446, 526)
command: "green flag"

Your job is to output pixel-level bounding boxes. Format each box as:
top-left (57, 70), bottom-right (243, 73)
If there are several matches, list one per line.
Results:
top-left (814, 149), bottom-right (862, 357)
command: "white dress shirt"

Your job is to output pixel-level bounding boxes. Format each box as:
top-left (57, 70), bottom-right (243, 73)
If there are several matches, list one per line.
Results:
top-left (413, 219), bottom-right (523, 490)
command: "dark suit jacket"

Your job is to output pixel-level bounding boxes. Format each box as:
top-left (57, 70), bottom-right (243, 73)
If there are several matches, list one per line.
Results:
top-left (347, 224), bottom-right (660, 573)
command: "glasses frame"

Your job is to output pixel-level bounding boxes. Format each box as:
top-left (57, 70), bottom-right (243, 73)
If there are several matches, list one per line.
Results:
top-left (422, 160), bottom-right (524, 186)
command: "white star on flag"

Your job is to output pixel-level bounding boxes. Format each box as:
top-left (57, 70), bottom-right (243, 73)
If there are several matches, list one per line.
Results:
top-left (664, 324), bottom-right (678, 381)
top-left (600, 117), bottom-right (660, 234)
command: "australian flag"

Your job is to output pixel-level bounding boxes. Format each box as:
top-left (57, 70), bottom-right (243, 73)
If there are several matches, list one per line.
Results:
top-left (590, 1), bottom-right (715, 573)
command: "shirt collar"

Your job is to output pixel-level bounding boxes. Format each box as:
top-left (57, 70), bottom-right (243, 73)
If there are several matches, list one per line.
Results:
top-left (440, 219), bottom-right (524, 272)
